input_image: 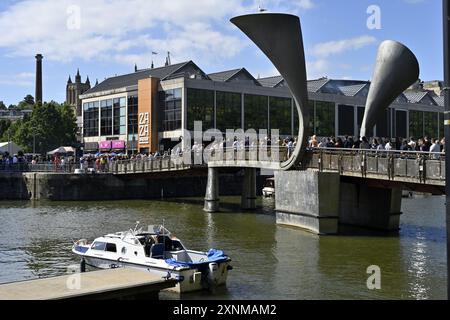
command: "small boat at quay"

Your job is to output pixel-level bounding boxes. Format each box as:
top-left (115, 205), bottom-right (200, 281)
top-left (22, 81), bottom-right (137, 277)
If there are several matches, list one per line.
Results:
top-left (72, 223), bottom-right (232, 293)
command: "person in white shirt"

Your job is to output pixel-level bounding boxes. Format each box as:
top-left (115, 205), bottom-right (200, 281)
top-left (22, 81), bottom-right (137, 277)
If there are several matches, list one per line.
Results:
top-left (430, 139), bottom-right (441, 159)
top-left (384, 140), bottom-right (393, 151)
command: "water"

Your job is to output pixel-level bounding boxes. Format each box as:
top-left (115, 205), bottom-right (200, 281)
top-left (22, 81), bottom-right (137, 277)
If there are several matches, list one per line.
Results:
top-left (0, 196), bottom-right (446, 300)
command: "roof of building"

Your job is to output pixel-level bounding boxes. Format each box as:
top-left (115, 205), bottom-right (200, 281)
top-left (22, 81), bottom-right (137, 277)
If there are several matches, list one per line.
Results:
top-left (338, 83), bottom-right (369, 97)
top-left (433, 95), bottom-right (444, 107)
top-left (403, 90), bottom-right (436, 105)
top-left (81, 60), bottom-right (445, 107)
top-left (208, 68), bottom-right (260, 85)
top-left (258, 75), bottom-right (285, 88)
top-left (208, 69), bottom-right (242, 82)
top-left (83, 61), bottom-right (200, 95)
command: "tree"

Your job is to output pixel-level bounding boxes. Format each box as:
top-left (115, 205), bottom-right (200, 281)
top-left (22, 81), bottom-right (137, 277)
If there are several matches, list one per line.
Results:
top-left (0, 101), bottom-right (6, 110)
top-left (17, 95), bottom-right (35, 110)
top-left (0, 119), bottom-right (12, 140)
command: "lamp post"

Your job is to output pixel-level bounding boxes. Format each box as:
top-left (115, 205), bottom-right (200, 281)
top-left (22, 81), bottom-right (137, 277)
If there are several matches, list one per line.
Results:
top-left (443, 0), bottom-right (450, 300)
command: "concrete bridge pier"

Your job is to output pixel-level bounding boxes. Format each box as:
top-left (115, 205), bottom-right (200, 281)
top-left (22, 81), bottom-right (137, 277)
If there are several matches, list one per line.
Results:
top-left (274, 170), bottom-right (402, 235)
top-left (241, 168), bottom-right (257, 210)
top-left (275, 170), bottom-right (341, 235)
top-left (204, 167), bottom-right (220, 212)
top-left (339, 182), bottom-right (402, 232)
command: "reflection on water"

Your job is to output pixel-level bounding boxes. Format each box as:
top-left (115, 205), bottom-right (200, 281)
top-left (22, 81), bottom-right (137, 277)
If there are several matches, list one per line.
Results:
top-left (0, 195), bottom-right (446, 299)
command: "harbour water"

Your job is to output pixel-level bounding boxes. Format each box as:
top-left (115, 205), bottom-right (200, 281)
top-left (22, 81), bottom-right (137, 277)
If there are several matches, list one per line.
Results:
top-left (0, 196), bottom-right (446, 300)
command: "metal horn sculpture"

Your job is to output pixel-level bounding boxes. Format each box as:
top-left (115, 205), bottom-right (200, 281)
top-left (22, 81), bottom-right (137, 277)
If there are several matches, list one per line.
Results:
top-left (360, 40), bottom-right (420, 138)
top-left (231, 13), bottom-right (309, 170)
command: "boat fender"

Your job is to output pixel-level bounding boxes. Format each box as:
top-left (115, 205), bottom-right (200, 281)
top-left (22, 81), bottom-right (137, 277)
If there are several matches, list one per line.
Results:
top-left (80, 259), bottom-right (86, 273)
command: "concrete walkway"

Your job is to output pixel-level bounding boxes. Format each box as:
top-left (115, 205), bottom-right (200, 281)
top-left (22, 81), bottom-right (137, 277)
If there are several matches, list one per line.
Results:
top-left (0, 268), bottom-right (177, 300)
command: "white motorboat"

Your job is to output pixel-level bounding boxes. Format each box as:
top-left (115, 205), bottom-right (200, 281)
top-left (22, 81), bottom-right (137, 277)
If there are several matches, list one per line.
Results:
top-left (72, 223), bottom-right (232, 293)
top-left (262, 177), bottom-right (275, 198)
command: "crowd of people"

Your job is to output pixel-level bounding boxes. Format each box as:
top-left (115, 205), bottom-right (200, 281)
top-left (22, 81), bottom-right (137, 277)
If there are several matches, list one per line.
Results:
top-left (308, 135), bottom-right (445, 154)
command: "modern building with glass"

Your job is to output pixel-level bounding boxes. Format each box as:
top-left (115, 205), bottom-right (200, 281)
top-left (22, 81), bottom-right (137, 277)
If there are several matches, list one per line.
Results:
top-left (79, 60), bottom-right (445, 154)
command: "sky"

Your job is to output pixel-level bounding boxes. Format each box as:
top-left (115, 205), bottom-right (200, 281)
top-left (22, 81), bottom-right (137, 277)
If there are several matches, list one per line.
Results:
top-left (0, 0), bottom-right (444, 106)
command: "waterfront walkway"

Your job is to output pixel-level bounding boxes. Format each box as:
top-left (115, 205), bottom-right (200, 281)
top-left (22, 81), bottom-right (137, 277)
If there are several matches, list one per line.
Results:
top-left (0, 268), bottom-right (177, 300)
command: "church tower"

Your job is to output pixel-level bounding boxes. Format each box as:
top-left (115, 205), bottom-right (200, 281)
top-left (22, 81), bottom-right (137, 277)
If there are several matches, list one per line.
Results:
top-left (66, 69), bottom-right (91, 117)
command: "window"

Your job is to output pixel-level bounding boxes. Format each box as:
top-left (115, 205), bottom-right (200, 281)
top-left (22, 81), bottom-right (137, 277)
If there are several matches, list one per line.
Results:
top-left (270, 97), bottom-right (292, 136)
top-left (315, 101), bottom-right (335, 137)
top-left (244, 94), bottom-right (268, 131)
top-left (357, 107), bottom-right (365, 136)
top-left (163, 88), bottom-right (182, 131)
top-left (216, 91), bottom-right (242, 132)
top-left (424, 112), bottom-right (438, 139)
top-left (113, 97), bottom-right (126, 135)
top-left (187, 88), bottom-right (214, 131)
top-left (409, 111), bottom-right (423, 139)
top-left (128, 96), bottom-right (138, 150)
top-left (338, 105), bottom-right (355, 136)
top-left (395, 110), bottom-right (407, 139)
top-left (439, 113), bottom-right (444, 139)
top-left (106, 243), bottom-right (117, 253)
top-left (101, 99), bottom-right (113, 136)
top-left (83, 101), bottom-right (99, 137)
top-left (376, 109), bottom-right (391, 138)
top-left (91, 242), bottom-right (106, 251)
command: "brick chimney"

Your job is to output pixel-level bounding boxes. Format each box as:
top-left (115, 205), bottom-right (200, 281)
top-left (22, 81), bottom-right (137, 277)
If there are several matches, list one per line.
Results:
top-left (35, 54), bottom-right (43, 103)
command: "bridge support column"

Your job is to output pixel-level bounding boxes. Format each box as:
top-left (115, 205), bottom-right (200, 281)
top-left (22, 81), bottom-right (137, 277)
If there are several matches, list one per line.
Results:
top-left (204, 167), bottom-right (220, 212)
top-left (275, 170), bottom-right (340, 235)
top-left (339, 182), bottom-right (402, 231)
top-left (241, 168), bottom-right (257, 210)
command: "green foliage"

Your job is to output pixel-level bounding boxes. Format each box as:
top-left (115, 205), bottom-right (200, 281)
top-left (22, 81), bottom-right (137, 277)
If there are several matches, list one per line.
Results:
top-left (17, 94), bottom-right (35, 110)
top-left (0, 101), bottom-right (6, 110)
top-left (0, 119), bottom-right (12, 138)
top-left (2, 101), bottom-right (78, 154)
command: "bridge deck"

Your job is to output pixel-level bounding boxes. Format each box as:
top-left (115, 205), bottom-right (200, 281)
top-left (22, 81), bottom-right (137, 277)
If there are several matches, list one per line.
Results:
top-left (0, 268), bottom-right (177, 300)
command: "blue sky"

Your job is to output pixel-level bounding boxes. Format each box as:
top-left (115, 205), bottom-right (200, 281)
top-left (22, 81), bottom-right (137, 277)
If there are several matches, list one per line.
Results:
top-left (0, 0), bottom-right (443, 106)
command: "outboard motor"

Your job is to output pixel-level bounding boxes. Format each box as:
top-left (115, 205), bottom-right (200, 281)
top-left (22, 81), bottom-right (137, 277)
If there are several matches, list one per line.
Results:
top-left (207, 262), bottom-right (220, 286)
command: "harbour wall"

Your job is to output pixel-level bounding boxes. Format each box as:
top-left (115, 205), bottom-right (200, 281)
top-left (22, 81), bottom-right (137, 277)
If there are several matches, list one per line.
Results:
top-left (0, 169), bottom-right (266, 201)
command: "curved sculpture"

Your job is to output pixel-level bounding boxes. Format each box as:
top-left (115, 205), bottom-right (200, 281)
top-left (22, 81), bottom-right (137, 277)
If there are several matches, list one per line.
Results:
top-left (360, 40), bottom-right (420, 138)
top-left (231, 13), bottom-right (309, 170)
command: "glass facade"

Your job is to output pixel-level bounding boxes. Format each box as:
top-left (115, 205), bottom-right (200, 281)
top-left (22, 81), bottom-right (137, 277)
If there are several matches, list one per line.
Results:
top-left (100, 99), bottom-right (113, 136)
top-left (424, 112), bottom-right (438, 138)
top-left (307, 100), bottom-right (314, 135)
top-left (83, 101), bottom-right (99, 137)
top-left (357, 107), bottom-right (364, 135)
top-left (338, 104), bottom-right (355, 136)
top-left (440, 113), bottom-right (444, 139)
top-left (315, 101), bottom-right (335, 137)
top-left (409, 110), bottom-right (423, 139)
top-left (164, 88), bottom-right (182, 131)
top-left (216, 91), bottom-right (242, 132)
top-left (244, 94), bottom-right (268, 131)
top-left (187, 88), bottom-right (214, 131)
top-left (376, 109), bottom-right (391, 138)
top-left (395, 110), bottom-right (407, 139)
top-left (269, 97), bottom-right (292, 136)
top-left (127, 95), bottom-right (138, 142)
top-left (113, 97), bottom-right (126, 135)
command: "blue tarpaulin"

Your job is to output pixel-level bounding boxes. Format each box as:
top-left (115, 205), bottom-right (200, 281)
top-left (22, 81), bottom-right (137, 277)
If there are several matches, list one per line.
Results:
top-left (165, 249), bottom-right (228, 267)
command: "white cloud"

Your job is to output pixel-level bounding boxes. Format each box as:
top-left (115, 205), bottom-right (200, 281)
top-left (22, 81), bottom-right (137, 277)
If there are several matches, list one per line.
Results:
top-left (311, 35), bottom-right (377, 58)
top-left (0, 0), bottom-right (249, 65)
top-left (306, 35), bottom-right (377, 78)
top-left (0, 72), bottom-right (34, 87)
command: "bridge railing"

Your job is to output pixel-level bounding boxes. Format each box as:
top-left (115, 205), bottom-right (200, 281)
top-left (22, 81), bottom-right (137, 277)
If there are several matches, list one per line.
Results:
top-left (106, 154), bottom-right (194, 175)
top-left (304, 148), bottom-right (445, 184)
top-left (205, 146), bottom-right (290, 164)
top-left (0, 163), bottom-right (78, 173)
